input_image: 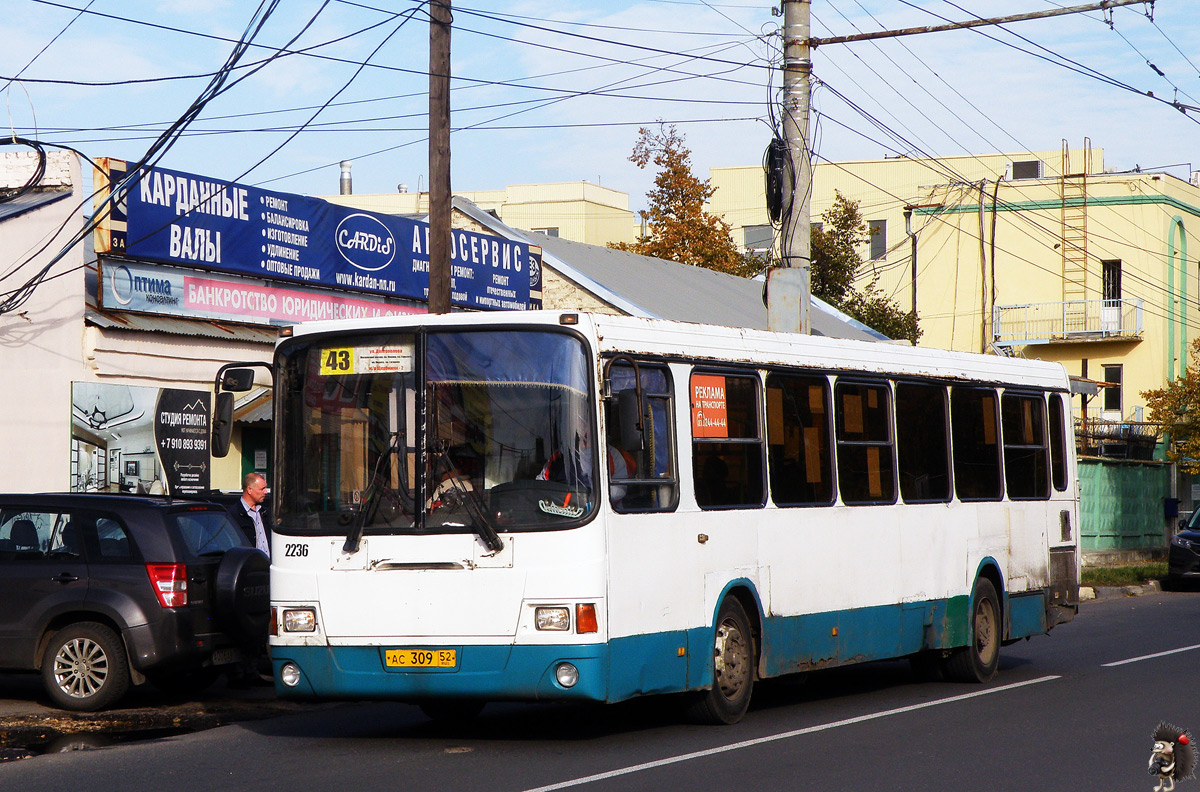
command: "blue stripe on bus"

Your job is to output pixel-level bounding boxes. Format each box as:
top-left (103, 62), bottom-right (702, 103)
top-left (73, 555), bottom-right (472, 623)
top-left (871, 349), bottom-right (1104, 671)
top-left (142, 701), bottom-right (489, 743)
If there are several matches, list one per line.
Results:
top-left (272, 588), bottom-right (1051, 703)
top-left (1006, 591), bottom-right (1048, 639)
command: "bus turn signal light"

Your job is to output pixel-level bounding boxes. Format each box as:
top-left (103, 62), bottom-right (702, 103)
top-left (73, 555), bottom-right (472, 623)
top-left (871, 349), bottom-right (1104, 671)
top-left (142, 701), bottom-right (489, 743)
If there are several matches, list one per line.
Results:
top-left (576, 603), bottom-right (598, 633)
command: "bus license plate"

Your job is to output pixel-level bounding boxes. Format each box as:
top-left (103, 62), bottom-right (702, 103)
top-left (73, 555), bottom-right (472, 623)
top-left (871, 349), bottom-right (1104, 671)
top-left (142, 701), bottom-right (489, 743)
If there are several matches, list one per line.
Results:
top-left (385, 649), bottom-right (457, 668)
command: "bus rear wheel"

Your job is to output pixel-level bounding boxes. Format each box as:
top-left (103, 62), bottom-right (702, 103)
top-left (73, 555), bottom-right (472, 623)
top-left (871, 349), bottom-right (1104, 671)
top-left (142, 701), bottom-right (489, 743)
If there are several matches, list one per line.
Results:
top-left (943, 577), bottom-right (1000, 683)
top-left (687, 597), bottom-right (755, 725)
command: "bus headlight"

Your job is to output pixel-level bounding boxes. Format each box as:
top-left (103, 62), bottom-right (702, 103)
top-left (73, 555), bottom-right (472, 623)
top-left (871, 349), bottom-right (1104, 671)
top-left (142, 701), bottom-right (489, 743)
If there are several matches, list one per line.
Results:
top-left (283, 608), bottom-right (317, 632)
top-left (555, 663), bottom-right (579, 688)
top-left (535, 607), bottom-right (570, 631)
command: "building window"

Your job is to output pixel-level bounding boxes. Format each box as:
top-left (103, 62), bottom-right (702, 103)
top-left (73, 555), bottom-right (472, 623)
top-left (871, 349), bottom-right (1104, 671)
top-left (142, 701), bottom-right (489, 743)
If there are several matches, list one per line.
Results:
top-left (1011, 160), bottom-right (1042, 180)
top-left (1102, 259), bottom-right (1122, 303)
top-left (1102, 365), bottom-right (1122, 415)
top-left (743, 224), bottom-right (773, 253)
top-left (531, 228), bottom-right (559, 237)
top-left (868, 220), bottom-right (886, 260)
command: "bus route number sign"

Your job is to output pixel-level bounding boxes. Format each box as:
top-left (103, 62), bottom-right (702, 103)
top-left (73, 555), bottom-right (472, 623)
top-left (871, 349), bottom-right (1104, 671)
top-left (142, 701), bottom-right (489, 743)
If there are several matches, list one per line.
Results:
top-left (319, 344), bottom-right (414, 376)
top-left (385, 648), bottom-right (457, 668)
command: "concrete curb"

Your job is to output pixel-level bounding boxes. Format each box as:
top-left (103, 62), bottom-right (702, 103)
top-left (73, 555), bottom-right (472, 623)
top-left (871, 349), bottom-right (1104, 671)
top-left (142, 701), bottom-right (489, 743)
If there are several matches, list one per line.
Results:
top-left (1080, 580), bottom-right (1163, 601)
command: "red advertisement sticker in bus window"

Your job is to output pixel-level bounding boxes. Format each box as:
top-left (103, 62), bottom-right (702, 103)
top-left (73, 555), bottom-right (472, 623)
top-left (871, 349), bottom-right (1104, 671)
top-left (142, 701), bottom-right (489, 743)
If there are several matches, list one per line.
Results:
top-left (692, 374), bottom-right (728, 438)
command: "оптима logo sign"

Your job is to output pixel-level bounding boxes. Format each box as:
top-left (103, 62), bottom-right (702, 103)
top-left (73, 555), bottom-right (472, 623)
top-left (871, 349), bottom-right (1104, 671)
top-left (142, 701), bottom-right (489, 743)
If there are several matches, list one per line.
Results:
top-left (109, 264), bottom-right (135, 306)
top-left (335, 213), bottom-right (396, 272)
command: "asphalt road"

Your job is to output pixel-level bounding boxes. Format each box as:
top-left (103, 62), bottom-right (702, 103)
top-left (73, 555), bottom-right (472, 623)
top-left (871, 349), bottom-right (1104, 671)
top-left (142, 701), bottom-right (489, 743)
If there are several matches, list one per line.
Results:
top-left (3, 589), bottom-right (1199, 791)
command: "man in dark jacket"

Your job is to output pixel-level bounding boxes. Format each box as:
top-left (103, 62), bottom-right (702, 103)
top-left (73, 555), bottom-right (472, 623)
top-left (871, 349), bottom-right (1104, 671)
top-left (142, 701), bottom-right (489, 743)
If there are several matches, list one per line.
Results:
top-left (231, 472), bottom-right (271, 558)
top-left (226, 472), bottom-right (272, 686)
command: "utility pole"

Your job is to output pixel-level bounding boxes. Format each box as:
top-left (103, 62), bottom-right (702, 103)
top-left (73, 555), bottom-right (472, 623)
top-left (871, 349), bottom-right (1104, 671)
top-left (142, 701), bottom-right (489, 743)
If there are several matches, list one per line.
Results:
top-left (428, 0), bottom-right (452, 315)
top-left (767, 0), bottom-right (812, 335)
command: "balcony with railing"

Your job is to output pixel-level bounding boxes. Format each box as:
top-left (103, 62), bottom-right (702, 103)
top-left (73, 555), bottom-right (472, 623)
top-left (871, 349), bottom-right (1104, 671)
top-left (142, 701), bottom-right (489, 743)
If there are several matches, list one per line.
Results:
top-left (992, 298), bottom-right (1143, 347)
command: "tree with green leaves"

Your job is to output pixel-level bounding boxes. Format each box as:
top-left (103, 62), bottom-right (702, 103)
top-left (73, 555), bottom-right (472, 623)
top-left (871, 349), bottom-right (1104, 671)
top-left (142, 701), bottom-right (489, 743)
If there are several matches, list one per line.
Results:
top-left (1143, 338), bottom-right (1200, 473)
top-left (810, 192), bottom-right (920, 343)
top-left (611, 125), bottom-right (758, 278)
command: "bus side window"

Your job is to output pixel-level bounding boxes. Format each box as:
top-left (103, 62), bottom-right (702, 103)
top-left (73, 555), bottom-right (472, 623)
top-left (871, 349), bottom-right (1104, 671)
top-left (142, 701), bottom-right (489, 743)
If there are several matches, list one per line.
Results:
top-left (605, 362), bottom-right (677, 512)
top-left (1001, 392), bottom-right (1050, 500)
top-left (835, 380), bottom-right (896, 505)
top-left (691, 372), bottom-right (765, 509)
top-left (1048, 393), bottom-right (1069, 492)
top-left (951, 387), bottom-right (1003, 501)
top-left (895, 381), bottom-right (951, 503)
top-left (766, 373), bottom-right (834, 506)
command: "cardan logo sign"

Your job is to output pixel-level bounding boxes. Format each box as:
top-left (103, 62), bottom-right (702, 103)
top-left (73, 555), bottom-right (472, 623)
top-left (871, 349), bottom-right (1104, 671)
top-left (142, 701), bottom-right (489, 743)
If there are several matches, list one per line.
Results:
top-left (335, 213), bottom-right (396, 271)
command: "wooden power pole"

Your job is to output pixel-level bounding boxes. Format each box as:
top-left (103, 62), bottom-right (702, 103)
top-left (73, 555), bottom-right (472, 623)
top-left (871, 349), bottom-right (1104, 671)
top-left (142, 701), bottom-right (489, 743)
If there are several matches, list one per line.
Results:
top-left (428, 0), bottom-right (452, 315)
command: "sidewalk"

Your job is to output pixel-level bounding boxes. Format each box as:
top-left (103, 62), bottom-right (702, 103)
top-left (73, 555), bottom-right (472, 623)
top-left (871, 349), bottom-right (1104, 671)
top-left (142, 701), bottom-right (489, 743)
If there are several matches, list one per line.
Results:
top-left (1079, 579), bottom-right (1164, 601)
top-left (0, 674), bottom-right (318, 761)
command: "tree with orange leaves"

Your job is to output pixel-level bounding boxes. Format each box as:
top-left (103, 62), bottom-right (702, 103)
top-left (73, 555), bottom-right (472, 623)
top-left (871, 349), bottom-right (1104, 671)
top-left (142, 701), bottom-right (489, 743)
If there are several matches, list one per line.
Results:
top-left (610, 125), bottom-right (758, 277)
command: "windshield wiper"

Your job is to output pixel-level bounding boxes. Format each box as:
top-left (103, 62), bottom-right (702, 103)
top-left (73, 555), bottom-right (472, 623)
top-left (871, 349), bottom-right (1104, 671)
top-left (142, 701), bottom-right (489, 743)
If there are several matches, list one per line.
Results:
top-left (430, 444), bottom-right (504, 553)
top-left (343, 433), bottom-right (409, 554)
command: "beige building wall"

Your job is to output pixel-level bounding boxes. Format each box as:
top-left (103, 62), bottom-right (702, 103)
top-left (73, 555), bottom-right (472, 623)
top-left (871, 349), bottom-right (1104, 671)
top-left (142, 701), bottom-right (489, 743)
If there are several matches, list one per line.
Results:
top-left (325, 181), bottom-right (636, 247)
top-left (711, 147), bottom-right (1200, 425)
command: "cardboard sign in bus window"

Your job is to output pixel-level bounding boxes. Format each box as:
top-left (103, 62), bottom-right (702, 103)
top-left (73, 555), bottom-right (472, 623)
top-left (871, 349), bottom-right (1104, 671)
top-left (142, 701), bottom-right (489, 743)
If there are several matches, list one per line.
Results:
top-left (692, 374), bottom-right (729, 438)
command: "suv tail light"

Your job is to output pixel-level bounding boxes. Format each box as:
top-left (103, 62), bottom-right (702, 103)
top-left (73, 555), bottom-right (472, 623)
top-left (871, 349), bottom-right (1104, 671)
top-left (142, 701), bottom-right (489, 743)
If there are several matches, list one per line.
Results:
top-left (146, 563), bottom-right (188, 608)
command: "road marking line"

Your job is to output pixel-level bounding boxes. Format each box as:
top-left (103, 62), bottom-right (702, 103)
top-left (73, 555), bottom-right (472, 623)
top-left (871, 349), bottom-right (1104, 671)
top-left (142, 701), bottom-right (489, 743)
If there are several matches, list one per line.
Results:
top-left (520, 675), bottom-right (1060, 792)
top-left (1101, 643), bottom-right (1200, 667)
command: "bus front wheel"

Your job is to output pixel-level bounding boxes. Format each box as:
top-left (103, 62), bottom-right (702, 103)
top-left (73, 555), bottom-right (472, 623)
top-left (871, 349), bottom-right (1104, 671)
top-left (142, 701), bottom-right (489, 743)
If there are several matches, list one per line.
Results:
top-left (687, 597), bottom-right (755, 725)
top-left (943, 577), bottom-right (1000, 683)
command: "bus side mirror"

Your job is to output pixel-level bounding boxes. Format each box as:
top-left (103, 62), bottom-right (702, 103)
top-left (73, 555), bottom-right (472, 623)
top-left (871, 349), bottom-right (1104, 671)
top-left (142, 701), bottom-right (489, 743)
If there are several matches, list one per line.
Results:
top-left (220, 368), bottom-right (256, 392)
top-left (616, 389), bottom-right (643, 452)
top-left (212, 391), bottom-right (235, 458)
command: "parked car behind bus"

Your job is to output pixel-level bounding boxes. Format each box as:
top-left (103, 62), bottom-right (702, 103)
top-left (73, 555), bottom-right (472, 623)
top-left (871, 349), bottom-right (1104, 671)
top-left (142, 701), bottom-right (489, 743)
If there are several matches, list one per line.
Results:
top-left (0, 494), bottom-right (270, 711)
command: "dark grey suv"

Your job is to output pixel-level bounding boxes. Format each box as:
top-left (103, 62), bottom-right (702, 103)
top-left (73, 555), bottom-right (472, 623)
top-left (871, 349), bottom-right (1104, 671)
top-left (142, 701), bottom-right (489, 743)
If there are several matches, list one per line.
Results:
top-left (0, 494), bottom-right (270, 711)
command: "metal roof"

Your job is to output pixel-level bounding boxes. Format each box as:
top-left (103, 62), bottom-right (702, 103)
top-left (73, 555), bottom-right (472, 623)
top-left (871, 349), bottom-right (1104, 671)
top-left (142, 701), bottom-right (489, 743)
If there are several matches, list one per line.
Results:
top-left (0, 189), bottom-right (71, 222)
top-left (529, 234), bottom-right (887, 341)
top-left (447, 196), bottom-right (885, 341)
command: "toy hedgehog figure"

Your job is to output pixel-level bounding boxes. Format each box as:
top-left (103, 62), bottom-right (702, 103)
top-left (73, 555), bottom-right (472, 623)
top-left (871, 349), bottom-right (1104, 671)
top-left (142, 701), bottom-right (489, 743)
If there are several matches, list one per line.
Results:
top-left (1149, 722), bottom-right (1197, 792)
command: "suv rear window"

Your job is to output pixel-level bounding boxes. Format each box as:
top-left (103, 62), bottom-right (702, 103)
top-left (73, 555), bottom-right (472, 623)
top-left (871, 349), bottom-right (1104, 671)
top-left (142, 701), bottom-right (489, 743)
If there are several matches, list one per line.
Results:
top-left (169, 509), bottom-right (248, 557)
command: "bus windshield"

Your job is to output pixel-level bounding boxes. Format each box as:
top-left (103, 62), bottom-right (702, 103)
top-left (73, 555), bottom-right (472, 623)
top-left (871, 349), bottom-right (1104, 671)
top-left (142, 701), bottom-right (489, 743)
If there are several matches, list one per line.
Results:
top-left (276, 328), bottom-right (596, 537)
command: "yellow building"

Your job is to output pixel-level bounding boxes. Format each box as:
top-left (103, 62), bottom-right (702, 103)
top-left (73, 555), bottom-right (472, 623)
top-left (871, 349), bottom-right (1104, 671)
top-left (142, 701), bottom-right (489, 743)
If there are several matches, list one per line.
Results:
top-left (710, 147), bottom-right (1200, 433)
top-left (325, 181), bottom-right (636, 247)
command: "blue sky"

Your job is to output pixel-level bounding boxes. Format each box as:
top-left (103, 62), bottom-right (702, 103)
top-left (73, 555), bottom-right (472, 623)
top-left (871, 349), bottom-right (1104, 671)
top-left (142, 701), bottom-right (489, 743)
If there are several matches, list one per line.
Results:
top-left (3, 1), bottom-right (1197, 212)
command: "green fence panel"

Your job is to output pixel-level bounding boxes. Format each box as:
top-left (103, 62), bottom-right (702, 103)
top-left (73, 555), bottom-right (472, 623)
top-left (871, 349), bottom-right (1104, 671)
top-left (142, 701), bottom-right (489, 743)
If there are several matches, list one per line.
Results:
top-left (1078, 459), bottom-right (1170, 553)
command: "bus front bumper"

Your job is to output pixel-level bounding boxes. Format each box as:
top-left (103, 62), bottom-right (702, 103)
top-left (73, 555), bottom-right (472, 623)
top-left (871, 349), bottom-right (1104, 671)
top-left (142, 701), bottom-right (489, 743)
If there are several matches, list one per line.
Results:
top-left (270, 643), bottom-right (609, 702)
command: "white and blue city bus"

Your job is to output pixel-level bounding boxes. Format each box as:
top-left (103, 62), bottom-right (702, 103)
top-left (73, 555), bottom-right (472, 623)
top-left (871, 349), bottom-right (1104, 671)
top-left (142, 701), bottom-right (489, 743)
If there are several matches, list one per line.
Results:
top-left (221, 310), bottom-right (1079, 724)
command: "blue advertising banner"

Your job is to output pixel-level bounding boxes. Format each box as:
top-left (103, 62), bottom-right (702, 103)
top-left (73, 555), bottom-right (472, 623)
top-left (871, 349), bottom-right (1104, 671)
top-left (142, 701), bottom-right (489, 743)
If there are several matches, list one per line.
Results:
top-left (101, 162), bottom-right (541, 311)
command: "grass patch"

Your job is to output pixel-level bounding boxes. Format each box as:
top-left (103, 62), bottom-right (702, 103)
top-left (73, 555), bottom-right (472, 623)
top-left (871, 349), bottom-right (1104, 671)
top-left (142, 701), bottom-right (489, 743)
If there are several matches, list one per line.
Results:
top-left (1081, 562), bottom-right (1168, 587)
